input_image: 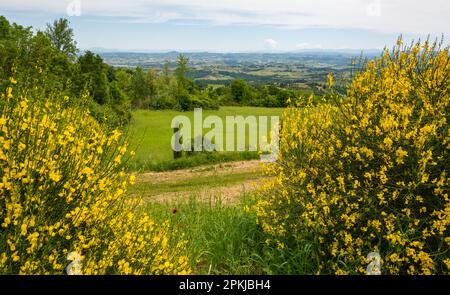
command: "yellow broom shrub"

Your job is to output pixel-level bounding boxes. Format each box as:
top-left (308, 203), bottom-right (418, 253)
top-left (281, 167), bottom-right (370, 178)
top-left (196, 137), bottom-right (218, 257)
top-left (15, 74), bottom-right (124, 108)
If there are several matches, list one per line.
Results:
top-left (255, 39), bottom-right (449, 274)
top-left (0, 84), bottom-right (191, 274)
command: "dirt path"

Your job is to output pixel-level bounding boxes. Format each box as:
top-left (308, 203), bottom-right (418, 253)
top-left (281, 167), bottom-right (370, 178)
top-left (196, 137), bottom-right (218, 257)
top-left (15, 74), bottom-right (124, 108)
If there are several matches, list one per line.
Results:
top-left (136, 160), bottom-right (263, 183)
top-left (145, 179), bottom-right (260, 205)
top-left (134, 160), bottom-right (266, 205)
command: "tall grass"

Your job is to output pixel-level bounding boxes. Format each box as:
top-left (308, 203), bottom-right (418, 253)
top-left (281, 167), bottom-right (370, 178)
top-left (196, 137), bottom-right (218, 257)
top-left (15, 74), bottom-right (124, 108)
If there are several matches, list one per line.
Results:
top-left (144, 196), bottom-right (319, 274)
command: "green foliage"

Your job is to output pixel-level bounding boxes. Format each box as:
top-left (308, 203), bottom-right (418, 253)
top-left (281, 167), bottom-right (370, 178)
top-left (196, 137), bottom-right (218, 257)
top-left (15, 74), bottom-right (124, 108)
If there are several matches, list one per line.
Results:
top-left (0, 16), bottom-right (71, 95)
top-left (230, 79), bottom-right (254, 104)
top-left (173, 54), bottom-right (218, 111)
top-left (214, 79), bottom-right (313, 107)
top-left (0, 16), bottom-right (131, 129)
top-left (75, 51), bottom-right (111, 104)
top-left (175, 54), bottom-right (191, 90)
top-left (130, 66), bottom-right (149, 107)
top-left (120, 55), bottom-right (218, 111)
top-left (44, 18), bottom-right (78, 59)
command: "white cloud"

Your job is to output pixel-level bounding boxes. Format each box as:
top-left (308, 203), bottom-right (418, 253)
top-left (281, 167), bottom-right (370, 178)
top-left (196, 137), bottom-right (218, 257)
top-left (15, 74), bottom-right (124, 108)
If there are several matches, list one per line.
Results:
top-left (1, 0), bottom-right (449, 35)
top-left (264, 38), bottom-right (278, 49)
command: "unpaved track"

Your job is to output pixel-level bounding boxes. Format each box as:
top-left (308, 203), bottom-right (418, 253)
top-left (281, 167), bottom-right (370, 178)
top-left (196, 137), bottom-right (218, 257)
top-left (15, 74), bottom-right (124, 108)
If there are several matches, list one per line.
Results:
top-left (136, 160), bottom-right (263, 184)
top-left (146, 180), bottom-right (260, 205)
top-left (135, 160), bottom-right (266, 205)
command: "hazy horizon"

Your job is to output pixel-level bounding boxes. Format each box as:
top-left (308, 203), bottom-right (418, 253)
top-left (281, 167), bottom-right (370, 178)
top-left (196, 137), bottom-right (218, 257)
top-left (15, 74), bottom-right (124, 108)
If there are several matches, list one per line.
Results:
top-left (84, 47), bottom-right (384, 54)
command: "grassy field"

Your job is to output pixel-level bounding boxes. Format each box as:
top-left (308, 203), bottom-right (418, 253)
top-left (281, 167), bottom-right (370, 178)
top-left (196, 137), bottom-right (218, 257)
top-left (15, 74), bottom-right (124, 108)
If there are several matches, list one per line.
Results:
top-left (127, 106), bottom-right (284, 171)
top-left (143, 196), bottom-right (318, 274)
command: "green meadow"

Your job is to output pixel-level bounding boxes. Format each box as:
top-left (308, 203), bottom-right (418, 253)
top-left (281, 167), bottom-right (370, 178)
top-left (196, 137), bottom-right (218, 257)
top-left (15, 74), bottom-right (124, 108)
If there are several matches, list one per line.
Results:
top-left (127, 106), bottom-right (284, 171)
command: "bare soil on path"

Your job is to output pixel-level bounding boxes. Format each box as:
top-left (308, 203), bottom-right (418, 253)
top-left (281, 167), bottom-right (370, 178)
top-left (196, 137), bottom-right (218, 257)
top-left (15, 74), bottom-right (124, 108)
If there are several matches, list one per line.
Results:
top-left (134, 160), bottom-right (266, 205)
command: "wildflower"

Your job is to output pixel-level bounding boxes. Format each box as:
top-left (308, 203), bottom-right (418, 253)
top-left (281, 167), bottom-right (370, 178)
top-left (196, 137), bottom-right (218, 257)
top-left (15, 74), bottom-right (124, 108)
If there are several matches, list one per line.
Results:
top-left (20, 223), bottom-right (28, 236)
top-left (18, 142), bottom-right (26, 152)
top-left (6, 87), bottom-right (13, 99)
top-left (395, 147), bottom-right (408, 164)
top-left (49, 171), bottom-right (62, 182)
top-left (327, 72), bottom-right (334, 87)
top-left (383, 137), bottom-right (393, 149)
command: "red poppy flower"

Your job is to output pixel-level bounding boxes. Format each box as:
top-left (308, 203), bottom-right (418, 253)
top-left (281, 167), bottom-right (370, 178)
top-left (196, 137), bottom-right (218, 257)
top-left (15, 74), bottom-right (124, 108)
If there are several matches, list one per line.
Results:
top-left (172, 207), bottom-right (178, 214)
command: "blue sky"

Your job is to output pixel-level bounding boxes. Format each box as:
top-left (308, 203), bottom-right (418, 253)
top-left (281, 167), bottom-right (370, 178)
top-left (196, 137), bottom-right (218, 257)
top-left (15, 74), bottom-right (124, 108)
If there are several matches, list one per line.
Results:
top-left (1, 0), bottom-right (449, 52)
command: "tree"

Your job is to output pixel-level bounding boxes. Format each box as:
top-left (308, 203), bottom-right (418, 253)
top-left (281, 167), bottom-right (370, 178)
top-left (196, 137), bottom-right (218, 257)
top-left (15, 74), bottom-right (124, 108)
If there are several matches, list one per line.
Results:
top-left (146, 69), bottom-right (157, 98)
top-left (174, 54), bottom-right (198, 110)
top-left (230, 79), bottom-right (253, 104)
top-left (0, 16), bottom-right (130, 127)
top-left (130, 66), bottom-right (149, 107)
top-left (161, 60), bottom-right (171, 84)
top-left (0, 16), bottom-right (33, 82)
top-left (175, 54), bottom-right (192, 91)
top-left (175, 55), bottom-right (189, 80)
top-left (75, 51), bottom-right (110, 105)
top-left (115, 69), bottom-right (132, 94)
top-left (45, 18), bottom-right (77, 59)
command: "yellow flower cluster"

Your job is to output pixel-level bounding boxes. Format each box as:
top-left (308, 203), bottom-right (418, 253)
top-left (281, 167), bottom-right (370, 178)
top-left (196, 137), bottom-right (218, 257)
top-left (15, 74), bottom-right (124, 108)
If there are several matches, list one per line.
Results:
top-left (0, 86), bottom-right (191, 274)
top-left (254, 39), bottom-right (449, 274)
